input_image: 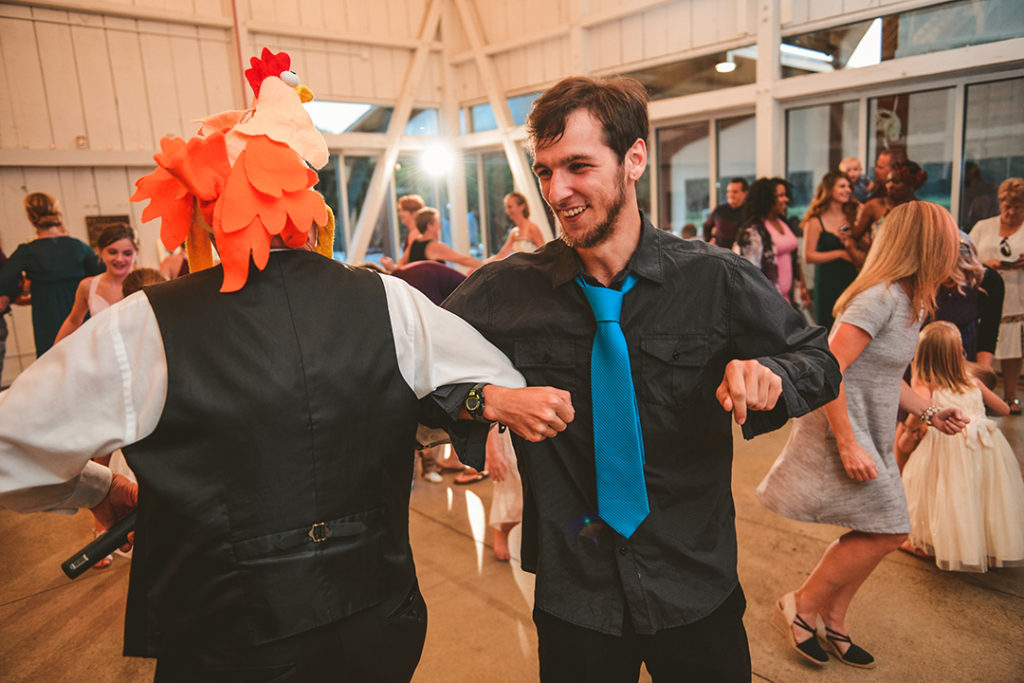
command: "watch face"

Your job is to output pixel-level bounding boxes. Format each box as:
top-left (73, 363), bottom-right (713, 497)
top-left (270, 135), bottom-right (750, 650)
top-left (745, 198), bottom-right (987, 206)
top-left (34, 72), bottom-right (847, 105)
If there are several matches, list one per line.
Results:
top-left (466, 395), bottom-right (481, 412)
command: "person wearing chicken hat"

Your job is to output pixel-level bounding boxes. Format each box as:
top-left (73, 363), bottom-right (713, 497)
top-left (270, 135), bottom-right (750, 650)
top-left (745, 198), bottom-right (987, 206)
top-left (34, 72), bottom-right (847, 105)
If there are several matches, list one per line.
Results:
top-left (0, 49), bottom-right (572, 681)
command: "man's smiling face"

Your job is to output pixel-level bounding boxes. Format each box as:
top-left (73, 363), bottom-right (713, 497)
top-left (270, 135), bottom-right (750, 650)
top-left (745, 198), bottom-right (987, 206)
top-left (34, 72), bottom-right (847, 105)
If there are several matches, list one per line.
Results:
top-left (532, 109), bottom-right (630, 250)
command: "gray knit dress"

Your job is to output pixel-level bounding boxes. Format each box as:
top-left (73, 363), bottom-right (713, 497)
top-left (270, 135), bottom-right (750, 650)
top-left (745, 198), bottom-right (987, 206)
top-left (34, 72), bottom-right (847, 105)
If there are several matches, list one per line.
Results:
top-left (756, 283), bottom-right (919, 533)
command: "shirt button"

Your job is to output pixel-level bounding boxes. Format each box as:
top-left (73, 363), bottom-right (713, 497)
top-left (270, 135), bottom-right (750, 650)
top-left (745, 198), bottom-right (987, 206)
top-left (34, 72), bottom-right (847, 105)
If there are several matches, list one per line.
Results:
top-left (618, 545), bottom-right (627, 556)
top-left (672, 351), bottom-right (680, 360)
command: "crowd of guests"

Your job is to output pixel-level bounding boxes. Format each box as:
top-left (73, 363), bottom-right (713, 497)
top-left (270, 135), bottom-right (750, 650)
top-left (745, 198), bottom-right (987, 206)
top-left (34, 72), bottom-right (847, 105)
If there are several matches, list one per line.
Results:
top-left (697, 156), bottom-right (1024, 667)
top-left (1, 134), bottom-right (1021, 677)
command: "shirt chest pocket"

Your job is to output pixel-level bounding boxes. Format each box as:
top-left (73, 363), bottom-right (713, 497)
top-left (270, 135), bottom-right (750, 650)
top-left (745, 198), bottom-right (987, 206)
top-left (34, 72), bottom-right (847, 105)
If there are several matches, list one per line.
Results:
top-left (638, 334), bottom-right (709, 406)
top-left (514, 339), bottom-right (577, 394)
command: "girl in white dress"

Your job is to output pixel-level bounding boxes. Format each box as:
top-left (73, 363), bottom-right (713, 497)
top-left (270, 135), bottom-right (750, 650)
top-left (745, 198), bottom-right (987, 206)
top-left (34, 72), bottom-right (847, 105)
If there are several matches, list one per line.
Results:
top-left (54, 223), bottom-right (138, 341)
top-left (901, 321), bottom-right (1024, 571)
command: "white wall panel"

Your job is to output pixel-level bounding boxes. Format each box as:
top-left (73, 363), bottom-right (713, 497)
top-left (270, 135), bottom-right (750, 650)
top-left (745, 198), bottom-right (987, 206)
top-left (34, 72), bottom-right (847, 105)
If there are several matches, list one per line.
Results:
top-left (197, 27), bottom-right (236, 113)
top-left (345, 1), bottom-right (370, 36)
top-left (808, 0), bottom-right (843, 22)
top-left (297, 0), bottom-right (324, 28)
top-left (0, 22), bottom-right (22, 149)
top-left (37, 18), bottom-right (87, 149)
top-left (642, 6), bottom-right (669, 61)
top-left (664, 2), bottom-right (693, 53)
top-left (72, 22), bottom-right (122, 151)
top-left (107, 26), bottom-right (156, 149)
top-left (621, 15), bottom-right (644, 65)
top-left (138, 30), bottom-right (186, 139)
top-left (590, 21), bottom-right (620, 72)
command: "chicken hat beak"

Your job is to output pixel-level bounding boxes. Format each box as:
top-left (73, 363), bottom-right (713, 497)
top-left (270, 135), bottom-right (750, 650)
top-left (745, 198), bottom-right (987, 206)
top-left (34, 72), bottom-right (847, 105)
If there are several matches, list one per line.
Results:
top-left (296, 84), bottom-right (314, 103)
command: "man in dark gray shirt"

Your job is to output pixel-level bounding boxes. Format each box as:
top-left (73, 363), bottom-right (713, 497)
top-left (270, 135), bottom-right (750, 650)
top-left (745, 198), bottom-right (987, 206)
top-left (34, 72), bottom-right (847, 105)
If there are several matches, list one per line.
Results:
top-left (443, 76), bottom-right (841, 681)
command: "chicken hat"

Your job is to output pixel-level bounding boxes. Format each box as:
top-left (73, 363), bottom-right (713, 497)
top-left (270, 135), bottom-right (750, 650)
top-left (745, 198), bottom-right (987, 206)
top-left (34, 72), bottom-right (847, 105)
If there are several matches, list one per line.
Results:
top-left (131, 48), bottom-right (334, 292)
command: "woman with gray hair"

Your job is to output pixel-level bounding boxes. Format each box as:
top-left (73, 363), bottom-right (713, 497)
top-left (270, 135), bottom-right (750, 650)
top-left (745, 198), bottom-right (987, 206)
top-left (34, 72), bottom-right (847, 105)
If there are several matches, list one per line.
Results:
top-left (972, 178), bottom-right (1024, 412)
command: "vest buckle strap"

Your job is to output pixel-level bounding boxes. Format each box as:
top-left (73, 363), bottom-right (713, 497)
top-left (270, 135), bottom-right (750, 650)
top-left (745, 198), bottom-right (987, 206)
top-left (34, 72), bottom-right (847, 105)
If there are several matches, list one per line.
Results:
top-left (308, 522), bottom-right (328, 543)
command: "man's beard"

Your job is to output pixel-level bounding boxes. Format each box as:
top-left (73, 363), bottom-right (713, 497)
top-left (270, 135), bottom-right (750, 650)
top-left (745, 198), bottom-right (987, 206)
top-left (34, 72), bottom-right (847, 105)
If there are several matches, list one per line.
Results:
top-left (558, 175), bottom-right (627, 249)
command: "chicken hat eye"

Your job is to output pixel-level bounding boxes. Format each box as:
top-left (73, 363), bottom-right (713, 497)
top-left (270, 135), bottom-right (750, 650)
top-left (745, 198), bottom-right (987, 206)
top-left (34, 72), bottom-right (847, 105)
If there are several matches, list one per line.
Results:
top-left (280, 70), bottom-right (300, 87)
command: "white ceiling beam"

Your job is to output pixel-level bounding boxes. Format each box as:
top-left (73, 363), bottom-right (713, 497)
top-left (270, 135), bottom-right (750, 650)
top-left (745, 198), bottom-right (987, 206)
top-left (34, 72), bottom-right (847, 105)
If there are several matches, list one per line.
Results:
top-left (449, 25), bottom-right (568, 65)
top-left (0, 149), bottom-right (154, 167)
top-left (1, 0), bottom-right (232, 28)
top-left (347, 0), bottom-right (443, 264)
top-left (441, 0), bottom-right (471, 257)
top-left (454, 0), bottom-right (553, 242)
top-left (755, 0), bottom-right (782, 178)
top-left (247, 21), bottom-right (443, 51)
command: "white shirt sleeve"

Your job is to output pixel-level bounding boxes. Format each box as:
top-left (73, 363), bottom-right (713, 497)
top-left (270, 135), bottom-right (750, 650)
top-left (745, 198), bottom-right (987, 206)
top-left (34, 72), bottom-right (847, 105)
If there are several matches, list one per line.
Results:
top-left (0, 291), bottom-right (167, 512)
top-left (0, 275), bottom-right (523, 513)
top-left (379, 274), bottom-right (525, 397)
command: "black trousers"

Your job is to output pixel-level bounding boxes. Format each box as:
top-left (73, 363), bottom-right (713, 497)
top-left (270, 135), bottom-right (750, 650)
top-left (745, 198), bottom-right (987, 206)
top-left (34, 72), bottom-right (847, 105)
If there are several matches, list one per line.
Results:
top-left (153, 582), bottom-right (427, 683)
top-left (534, 585), bottom-right (751, 683)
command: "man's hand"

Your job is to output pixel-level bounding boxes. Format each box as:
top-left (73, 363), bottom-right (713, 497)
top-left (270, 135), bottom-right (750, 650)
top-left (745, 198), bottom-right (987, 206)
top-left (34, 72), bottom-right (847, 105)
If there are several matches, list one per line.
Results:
top-left (715, 359), bottom-right (783, 425)
top-left (482, 385), bottom-right (574, 442)
top-left (931, 407), bottom-right (969, 435)
top-left (89, 473), bottom-right (138, 552)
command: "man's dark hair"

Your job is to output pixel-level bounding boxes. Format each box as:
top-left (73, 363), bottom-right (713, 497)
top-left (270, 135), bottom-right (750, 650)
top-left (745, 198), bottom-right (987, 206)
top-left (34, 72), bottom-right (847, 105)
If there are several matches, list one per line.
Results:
top-left (526, 75), bottom-right (649, 161)
top-left (729, 177), bottom-right (749, 192)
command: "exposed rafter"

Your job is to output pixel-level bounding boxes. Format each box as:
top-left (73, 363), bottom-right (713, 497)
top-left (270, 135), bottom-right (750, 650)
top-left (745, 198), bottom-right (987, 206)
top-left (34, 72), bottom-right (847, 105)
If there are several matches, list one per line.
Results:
top-left (347, 0), bottom-right (443, 264)
top-left (453, 0), bottom-right (553, 242)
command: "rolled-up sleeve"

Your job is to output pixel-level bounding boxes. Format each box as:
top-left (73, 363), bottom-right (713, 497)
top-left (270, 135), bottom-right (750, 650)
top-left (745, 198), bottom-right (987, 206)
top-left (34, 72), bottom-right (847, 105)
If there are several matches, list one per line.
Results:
top-left (381, 274), bottom-right (525, 399)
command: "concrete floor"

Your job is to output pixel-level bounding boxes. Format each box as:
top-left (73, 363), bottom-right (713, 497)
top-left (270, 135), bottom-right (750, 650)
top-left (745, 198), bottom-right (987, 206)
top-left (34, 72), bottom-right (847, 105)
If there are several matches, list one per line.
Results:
top-left (1, 419), bottom-right (1022, 681)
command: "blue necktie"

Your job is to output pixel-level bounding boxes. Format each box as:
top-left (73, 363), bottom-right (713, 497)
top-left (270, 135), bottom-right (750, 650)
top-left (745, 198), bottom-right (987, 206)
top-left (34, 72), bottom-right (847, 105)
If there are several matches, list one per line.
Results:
top-left (577, 273), bottom-right (649, 538)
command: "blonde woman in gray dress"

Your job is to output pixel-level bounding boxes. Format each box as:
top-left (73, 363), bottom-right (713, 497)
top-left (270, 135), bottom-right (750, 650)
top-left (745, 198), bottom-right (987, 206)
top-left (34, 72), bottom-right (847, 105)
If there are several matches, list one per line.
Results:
top-left (756, 201), bottom-right (969, 668)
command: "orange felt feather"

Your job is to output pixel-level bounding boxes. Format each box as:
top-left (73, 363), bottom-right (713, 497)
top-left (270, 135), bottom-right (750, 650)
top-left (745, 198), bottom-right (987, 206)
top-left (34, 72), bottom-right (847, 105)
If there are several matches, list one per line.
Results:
top-left (130, 166), bottom-right (193, 251)
top-left (244, 136), bottom-right (309, 197)
top-left (214, 216), bottom-right (272, 293)
top-left (155, 133), bottom-right (231, 201)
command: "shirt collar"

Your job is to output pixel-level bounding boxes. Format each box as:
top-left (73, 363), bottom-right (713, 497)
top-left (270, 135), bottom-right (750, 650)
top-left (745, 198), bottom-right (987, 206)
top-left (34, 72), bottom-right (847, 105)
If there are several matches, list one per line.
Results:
top-left (547, 210), bottom-right (666, 289)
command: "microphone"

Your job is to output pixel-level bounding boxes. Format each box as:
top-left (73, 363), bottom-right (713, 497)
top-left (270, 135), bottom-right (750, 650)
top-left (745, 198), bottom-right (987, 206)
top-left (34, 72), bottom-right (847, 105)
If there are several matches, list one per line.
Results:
top-left (61, 511), bottom-right (137, 579)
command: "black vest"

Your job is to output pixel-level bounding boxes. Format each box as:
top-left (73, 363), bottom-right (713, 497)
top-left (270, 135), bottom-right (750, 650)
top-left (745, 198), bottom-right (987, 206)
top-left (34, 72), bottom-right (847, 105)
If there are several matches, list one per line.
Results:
top-left (122, 251), bottom-right (420, 656)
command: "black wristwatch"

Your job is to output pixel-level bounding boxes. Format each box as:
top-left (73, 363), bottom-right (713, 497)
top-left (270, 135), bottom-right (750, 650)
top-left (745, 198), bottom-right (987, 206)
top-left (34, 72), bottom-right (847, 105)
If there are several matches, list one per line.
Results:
top-left (464, 383), bottom-right (490, 423)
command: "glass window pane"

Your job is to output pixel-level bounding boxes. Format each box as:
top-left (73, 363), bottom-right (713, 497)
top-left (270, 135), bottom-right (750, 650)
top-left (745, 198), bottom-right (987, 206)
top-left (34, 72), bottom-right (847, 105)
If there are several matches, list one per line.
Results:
top-left (395, 157), bottom-right (450, 246)
top-left (626, 48), bottom-right (756, 101)
top-left (404, 109), bottom-right (439, 136)
top-left (344, 155), bottom-right (394, 264)
top-left (785, 102), bottom-right (859, 219)
top-left (464, 155), bottom-right (482, 258)
top-left (472, 103), bottom-right (497, 132)
top-left (482, 151), bottom-right (514, 255)
top-left (657, 122), bottom-right (710, 232)
top-left (508, 93), bottom-right (540, 126)
top-left (962, 77), bottom-right (1024, 230)
top-left (782, 0), bottom-right (1024, 78)
top-left (868, 88), bottom-right (955, 210)
top-left (313, 154), bottom-right (344, 258)
top-left (716, 114), bottom-right (756, 208)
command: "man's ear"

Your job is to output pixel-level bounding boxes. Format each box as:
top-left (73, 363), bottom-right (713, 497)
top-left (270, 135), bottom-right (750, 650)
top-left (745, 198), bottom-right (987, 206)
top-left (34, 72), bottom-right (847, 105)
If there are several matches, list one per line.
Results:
top-left (625, 138), bottom-right (647, 182)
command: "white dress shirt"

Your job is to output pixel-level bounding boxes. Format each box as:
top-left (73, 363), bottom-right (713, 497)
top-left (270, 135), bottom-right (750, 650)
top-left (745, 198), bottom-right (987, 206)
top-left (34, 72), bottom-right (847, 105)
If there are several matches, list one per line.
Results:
top-left (0, 274), bottom-right (525, 513)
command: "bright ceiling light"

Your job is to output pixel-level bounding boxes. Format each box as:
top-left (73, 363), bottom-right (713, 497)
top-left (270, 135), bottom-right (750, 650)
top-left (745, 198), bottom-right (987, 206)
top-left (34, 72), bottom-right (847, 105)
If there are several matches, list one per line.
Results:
top-left (715, 54), bottom-right (737, 73)
top-left (421, 144), bottom-right (454, 177)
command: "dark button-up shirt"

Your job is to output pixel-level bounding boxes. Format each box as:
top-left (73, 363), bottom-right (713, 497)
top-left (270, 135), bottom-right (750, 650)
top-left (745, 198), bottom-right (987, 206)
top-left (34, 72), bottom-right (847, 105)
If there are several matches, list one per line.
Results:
top-left (443, 213), bottom-right (840, 636)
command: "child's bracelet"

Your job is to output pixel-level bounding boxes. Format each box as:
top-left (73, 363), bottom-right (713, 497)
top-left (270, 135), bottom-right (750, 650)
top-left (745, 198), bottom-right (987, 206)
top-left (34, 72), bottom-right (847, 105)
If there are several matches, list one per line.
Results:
top-left (920, 405), bottom-right (941, 426)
